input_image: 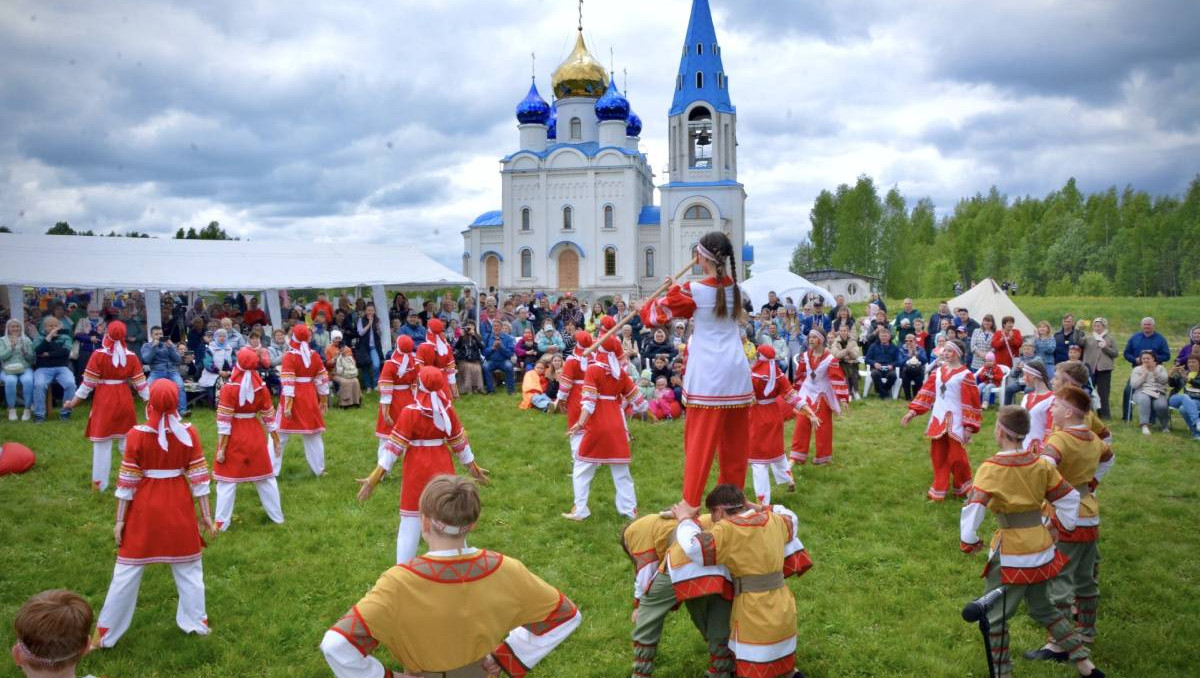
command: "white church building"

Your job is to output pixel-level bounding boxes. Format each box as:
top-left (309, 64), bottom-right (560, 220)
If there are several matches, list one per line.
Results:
top-left (462, 0), bottom-right (751, 297)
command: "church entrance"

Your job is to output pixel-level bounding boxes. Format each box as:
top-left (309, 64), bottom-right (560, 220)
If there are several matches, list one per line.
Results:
top-left (557, 249), bottom-right (579, 291)
top-left (484, 255), bottom-right (500, 290)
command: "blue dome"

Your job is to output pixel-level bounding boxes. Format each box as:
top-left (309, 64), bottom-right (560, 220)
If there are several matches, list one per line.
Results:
top-left (546, 104), bottom-right (557, 140)
top-left (515, 81), bottom-right (551, 125)
top-left (595, 79), bottom-right (630, 121)
top-left (626, 109), bottom-right (643, 137)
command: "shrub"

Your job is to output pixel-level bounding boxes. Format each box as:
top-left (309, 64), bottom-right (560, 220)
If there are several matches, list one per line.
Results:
top-left (1045, 276), bottom-right (1077, 297)
top-left (1076, 271), bottom-right (1114, 297)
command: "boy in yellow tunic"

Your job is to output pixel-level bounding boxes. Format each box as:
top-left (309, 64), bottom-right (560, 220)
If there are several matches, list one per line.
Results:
top-left (672, 485), bottom-right (813, 678)
top-left (1025, 385), bottom-right (1114, 662)
top-left (321, 475), bottom-right (581, 678)
top-left (1051, 361), bottom-right (1112, 444)
top-left (960, 406), bottom-right (1106, 678)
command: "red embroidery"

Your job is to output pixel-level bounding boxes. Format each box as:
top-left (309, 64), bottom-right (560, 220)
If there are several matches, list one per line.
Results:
top-left (330, 606), bottom-right (378, 656)
top-left (492, 642), bottom-right (528, 678)
top-left (523, 593), bottom-right (577, 636)
top-left (400, 550), bottom-right (504, 583)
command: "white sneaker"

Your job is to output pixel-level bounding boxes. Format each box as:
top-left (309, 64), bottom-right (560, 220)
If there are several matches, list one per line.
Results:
top-left (21, 408), bottom-right (31, 421)
top-left (1141, 425), bottom-right (1151, 436)
top-left (7, 408), bottom-right (15, 421)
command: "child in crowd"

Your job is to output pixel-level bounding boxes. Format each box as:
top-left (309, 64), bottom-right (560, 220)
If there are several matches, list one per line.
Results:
top-left (11, 589), bottom-right (98, 678)
top-left (976, 351), bottom-right (1007, 407)
top-left (1006, 340), bottom-right (1037, 403)
top-left (648, 376), bottom-right (682, 421)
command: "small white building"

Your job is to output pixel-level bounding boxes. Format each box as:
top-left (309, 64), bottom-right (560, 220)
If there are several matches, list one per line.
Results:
top-left (802, 269), bottom-right (878, 304)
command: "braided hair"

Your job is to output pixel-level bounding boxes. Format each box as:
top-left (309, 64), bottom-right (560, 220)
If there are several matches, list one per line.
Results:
top-left (697, 231), bottom-right (744, 321)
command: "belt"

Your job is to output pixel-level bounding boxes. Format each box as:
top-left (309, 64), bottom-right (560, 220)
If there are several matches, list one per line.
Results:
top-left (413, 660), bottom-right (488, 678)
top-left (294, 377), bottom-right (313, 383)
top-left (232, 413), bottom-right (259, 419)
top-left (596, 395), bottom-right (618, 401)
top-left (143, 469), bottom-right (183, 479)
top-left (394, 384), bottom-right (412, 390)
top-left (732, 572), bottom-right (785, 595)
top-left (98, 379), bottom-right (126, 385)
top-left (409, 439), bottom-right (446, 447)
top-left (996, 510), bottom-right (1043, 529)
top-left (756, 398), bottom-right (777, 405)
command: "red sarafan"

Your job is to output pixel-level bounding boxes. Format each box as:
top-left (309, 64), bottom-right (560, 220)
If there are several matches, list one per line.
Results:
top-left (0, 441), bottom-right (36, 475)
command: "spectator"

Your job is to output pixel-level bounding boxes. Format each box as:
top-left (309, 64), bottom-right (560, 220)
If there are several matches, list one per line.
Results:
top-left (868, 292), bottom-right (887, 312)
top-left (893, 298), bottom-right (923, 344)
top-left (898, 333), bottom-right (928, 401)
top-left (1083, 317), bottom-right (1118, 420)
top-left (390, 292), bottom-right (410, 322)
top-left (240, 297), bottom-right (266, 328)
top-left (1168, 354), bottom-right (1200, 440)
top-left (866, 327), bottom-right (902, 399)
top-left (220, 317), bottom-right (246, 352)
top-left (520, 357), bottom-right (550, 410)
top-left (332, 309), bottom-right (355, 339)
top-left (1053, 312), bottom-right (1085, 364)
top-left (268, 328), bottom-right (288, 367)
top-left (975, 352), bottom-right (1005, 407)
top-left (1121, 316), bottom-right (1171, 421)
top-left (760, 291), bottom-right (783, 315)
top-left (311, 312), bottom-right (331, 353)
top-left (41, 302), bottom-right (75, 335)
top-left (863, 308), bottom-right (891, 353)
top-left (1176, 324), bottom-right (1200, 367)
top-left (649, 353), bottom-right (673, 386)
top-left (556, 294), bottom-right (584, 330)
top-left (537, 322), bottom-right (566, 356)
top-left (619, 325), bottom-right (640, 370)
top-left (201, 328), bottom-right (236, 404)
top-left (801, 305), bottom-right (832, 337)
top-left (912, 318), bottom-right (932, 355)
top-left (830, 324), bottom-right (861, 399)
top-left (758, 322), bottom-right (790, 371)
top-left (928, 301), bottom-right (954, 336)
top-left (968, 314), bottom-right (996, 371)
top-left (830, 306), bottom-right (854, 333)
top-left (670, 322), bottom-right (687, 350)
top-left (141, 325), bottom-right (187, 415)
top-left (185, 297), bottom-right (208, 326)
top-left (31, 317), bottom-right (76, 422)
top-left (826, 294), bottom-right (848, 322)
top-left (2, 318), bottom-right (35, 420)
top-left (311, 293), bottom-right (335, 329)
top-left (73, 307), bottom-right (105, 380)
top-left (545, 354), bottom-right (564, 401)
top-left (613, 299), bottom-right (643, 339)
top-left (934, 317), bottom-right (954, 345)
top-left (741, 325), bottom-right (757, 364)
top-left (355, 303), bottom-right (385, 391)
top-left (1005, 341), bottom-right (1036, 403)
top-left (642, 327), bottom-right (677, 364)
top-left (324, 330), bottom-right (346, 366)
top-left (483, 321), bottom-right (516, 395)
top-left (439, 297), bottom-right (461, 325)
top-left (453, 321), bottom-right (486, 395)
top-left (397, 310), bottom-right (425, 343)
top-left (417, 299), bottom-right (436, 327)
top-left (990, 316), bottom-right (1022, 369)
top-left (515, 328), bottom-right (540, 372)
top-left (1130, 350), bottom-right (1170, 435)
top-left (186, 317), bottom-right (207, 358)
top-left (332, 345), bottom-right (363, 408)
top-left (585, 301), bottom-right (606, 333)
top-left (952, 307), bottom-right (979, 338)
top-left (1033, 321), bottom-right (1058, 378)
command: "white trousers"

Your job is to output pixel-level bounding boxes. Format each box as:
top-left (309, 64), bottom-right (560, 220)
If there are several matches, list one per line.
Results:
top-left (751, 458), bottom-right (794, 504)
top-left (396, 515), bottom-right (423, 564)
top-left (96, 560), bottom-right (208, 647)
top-left (571, 459), bottom-right (636, 519)
top-left (92, 438), bottom-right (126, 492)
top-left (214, 479), bottom-right (284, 530)
top-left (275, 433), bottom-right (325, 476)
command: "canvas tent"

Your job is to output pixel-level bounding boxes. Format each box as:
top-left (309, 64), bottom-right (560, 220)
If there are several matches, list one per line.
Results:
top-left (947, 278), bottom-right (1035, 336)
top-left (741, 269), bottom-right (836, 310)
top-left (0, 234), bottom-right (477, 349)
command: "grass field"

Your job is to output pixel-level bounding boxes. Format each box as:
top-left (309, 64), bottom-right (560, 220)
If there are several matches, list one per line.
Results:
top-left (1, 313), bottom-right (1198, 677)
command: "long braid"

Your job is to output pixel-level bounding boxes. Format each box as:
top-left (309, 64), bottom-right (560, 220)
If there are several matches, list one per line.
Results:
top-left (713, 255), bottom-right (728, 319)
top-left (726, 253), bottom-right (744, 322)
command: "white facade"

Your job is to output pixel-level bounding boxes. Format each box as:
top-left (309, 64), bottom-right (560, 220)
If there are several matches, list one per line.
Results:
top-left (802, 270), bottom-right (878, 303)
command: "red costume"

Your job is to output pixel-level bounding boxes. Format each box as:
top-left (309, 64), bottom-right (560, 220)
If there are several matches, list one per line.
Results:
top-left (72, 321), bottom-right (149, 492)
top-left (749, 345), bottom-right (795, 503)
top-left (424, 318), bottom-right (457, 394)
top-left (213, 349), bottom-right (283, 530)
top-left (786, 346), bottom-right (850, 465)
top-left (376, 336), bottom-right (417, 441)
top-left (277, 325), bottom-right (329, 435)
top-left (556, 331), bottom-right (592, 458)
top-left (905, 343), bottom-right (982, 500)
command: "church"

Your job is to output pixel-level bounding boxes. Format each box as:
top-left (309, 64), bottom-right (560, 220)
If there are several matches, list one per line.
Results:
top-left (461, 0), bottom-right (751, 297)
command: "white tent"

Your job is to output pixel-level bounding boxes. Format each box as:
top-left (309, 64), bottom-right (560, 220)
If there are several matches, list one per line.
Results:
top-left (741, 269), bottom-right (836, 310)
top-left (947, 278), bottom-right (1036, 336)
top-left (0, 233), bottom-right (477, 348)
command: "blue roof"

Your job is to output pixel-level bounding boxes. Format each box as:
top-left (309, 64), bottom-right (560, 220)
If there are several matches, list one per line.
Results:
top-left (742, 244), bottom-right (754, 262)
top-left (638, 206), bottom-right (661, 225)
top-left (503, 142), bottom-right (642, 163)
top-left (470, 210), bottom-right (503, 227)
top-left (670, 0), bottom-right (735, 116)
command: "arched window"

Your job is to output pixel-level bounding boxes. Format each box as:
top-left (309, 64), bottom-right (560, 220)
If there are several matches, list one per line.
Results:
top-left (521, 207), bottom-right (531, 231)
top-left (562, 206), bottom-right (573, 230)
top-left (520, 248), bottom-right (533, 278)
top-left (696, 43), bottom-right (703, 55)
top-left (695, 71), bottom-right (704, 89)
top-left (604, 246), bottom-right (617, 277)
top-left (603, 205), bottom-right (614, 229)
top-left (644, 248), bottom-right (655, 277)
top-left (676, 74), bottom-right (683, 91)
top-left (684, 204), bottom-right (713, 220)
top-left (687, 106), bottom-right (712, 169)
top-left (570, 117), bottom-right (582, 140)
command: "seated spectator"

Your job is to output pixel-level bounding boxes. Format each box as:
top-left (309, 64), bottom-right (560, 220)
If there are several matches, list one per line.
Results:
top-left (537, 322), bottom-right (566, 356)
top-left (1130, 349), bottom-right (1170, 435)
top-left (515, 328), bottom-right (540, 373)
top-left (648, 376), bottom-right (682, 421)
top-left (268, 328), bottom-right (288, 368)
top-left (453, 321), bottom-right (486, 395)
top-left (31, 317), bottom-right (75, 422)
top-left (200, 328), bottom-right (236, 405)
top-left (866, 327), bottom-right (902, 399)
top-left (483, 321), bottom-right (516, 395)
top-left (975, 352), bottom-right (1006, 407)
top-left (1168, 354), bottom-right (1200, 440)
top-left (545, 354), bottom-right (564, 400)
top-left (1005, 341), bottom-right (1037, 404)
top-left (830, 305), bottom-right (853, 332)
top-left (864, 309), bottom-right (890, 353)
top-left (1122, 317), bottom-right (1171, 421)
top-left (830, 324), bottom-right (861, 399)
top-left (324, 329), bottom-right (346, 366)
top-left (1177, 324), bottom-right (1200, 367)
top-left (2, 318), bottom-right (35, 420)
top-left (619, 325), bottom-right (641, 370)
top-left (670, 322), bottom-right (687, 349)
top-left (141, 325), bottom-right (188, 416)
top-left (186, 317), bottom-right (208, 358)
top-left (11, 589), bottom-right (95, 678)
top-left (801, 304), bottom-right (832, 337)
top-left (242, 296), bottom-right (267, 327)
top-left (311, 312), bottom-right (331, 353)
top-left (899, 333), bottom-right (928, 401)
top-left (219, 317), bottom-right (246, 352)
top-left (741, 325), bottom-right (757, 364)
top-left (933, 317), bottom-right (954, 345)
top-left (757, 322), bottom-right (790, 370)
top-left (332, 345), bottom-right (363, 408)
top-left (397, 310), bottom-right (425, 343)
top-left (669, 355), bottom-right (686, 404)
top-left (520, 357), bottom-right (551, 411)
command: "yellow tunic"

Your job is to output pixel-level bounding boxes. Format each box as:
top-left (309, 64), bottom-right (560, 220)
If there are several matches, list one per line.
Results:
top-left (706, 512), bottom-right (796, 649)
top-left (1042, 426), bottom-right (1113, 541)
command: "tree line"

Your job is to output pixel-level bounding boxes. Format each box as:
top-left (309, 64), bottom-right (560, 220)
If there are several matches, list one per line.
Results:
top-left (789, 175), bottom-right (1200, 298)
top-left (35, 220), bottom-right (236, 240)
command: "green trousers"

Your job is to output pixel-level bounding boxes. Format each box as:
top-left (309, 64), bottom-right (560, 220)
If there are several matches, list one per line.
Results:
top-left (631, 573), bottom-right (733, 678)
top-left (984, 555), bottom-right (1089, 677)
top-left (1048, 540), bottom-right (1100, 641)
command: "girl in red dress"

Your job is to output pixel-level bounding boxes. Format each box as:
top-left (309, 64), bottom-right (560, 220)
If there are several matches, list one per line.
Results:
top-left (376, 335), bottom-right (417, 462)
top-left (555, 331), bottom-right (593, 458)
top-left (562, 336), bottom-right (648, 521)
top-left (787, 329), bottom-right (851, 466)
top-left (213, 348), bottom-right (283, 531)
top-left (275, 324), bottom-right (329, 477)
top-left (639, 231), bottom-right (752, 510)
top-left (901, 339), bottom-right (982, 501)
top-left (356, 367), bottom-right (489, 563)
top-left (94, 380), bottom-right (215, 648)
top-left (424, 318), bottom-right (458, 397)
top-left (64, 321), bottom-right (149, 492)
top-left (749, 344), bottom-right (807, 503)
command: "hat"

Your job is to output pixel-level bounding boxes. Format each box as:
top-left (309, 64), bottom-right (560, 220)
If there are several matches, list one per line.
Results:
top-left (756, 344), bottom-right (776, 360)
top-left (985, 351), bottom-right (996, 362)
top-left (330, 329), bottom-right (343, 342)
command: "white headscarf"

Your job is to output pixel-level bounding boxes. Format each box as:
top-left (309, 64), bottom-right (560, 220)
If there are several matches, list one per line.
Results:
top-left (419, 380), bottom-right (452, 435)
top-left (757, 354), bottom-right (778, 395)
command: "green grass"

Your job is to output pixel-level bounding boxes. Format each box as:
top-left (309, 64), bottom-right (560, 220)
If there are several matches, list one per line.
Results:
top-left (2, 355), bottom-right (1199, 676)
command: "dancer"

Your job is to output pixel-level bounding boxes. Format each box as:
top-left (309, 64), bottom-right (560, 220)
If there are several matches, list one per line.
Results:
top-left (62, 321), bottom-right (149, 492)
top-left (1020, 359), bottom-right (1055, 450)
top-left (1025, 385), bottom-right (1115, 661)
top-left (213, 348), bottom-right (284, 531)
top-left (1053, 361), bottom-right (1112, 443)
top-left (275, 324), bottom-right (329, 477)
top-left (375, 335), bottom-right (417, 463)
top-left (901, 339), bottom-right (981, 501)
top-left (356, 366), bottom-right (490, 564)
top-left (640, 231), bottom-right (753, 510)
top-left (424, 318), bottom-right (458, 397)
top-left (94, 380), bottom-right (214, 648)
top-left (749, 345), bottom-right (798, 503)
top-left (786, 329), bottom-right (851, 467)
top-left (960, 405), bottom-right (1105, 678)
top-left (12, 589), bottom-right (96, 678)
top-left (672, 485), bottom-right (813, 678)
top-left (562, 336), bottom-right (647, 521)
top-left (322, 475), bottom-right (581, 677)
top-left (555, 331), bottom-right (593, 459)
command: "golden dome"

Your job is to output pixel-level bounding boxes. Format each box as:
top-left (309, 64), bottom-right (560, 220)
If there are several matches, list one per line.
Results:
top-left (551, 30), bottom-right (610, 99)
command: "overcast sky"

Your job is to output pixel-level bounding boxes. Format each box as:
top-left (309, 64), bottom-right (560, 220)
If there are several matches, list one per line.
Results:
top-left (2, 0), bottom-right (1198, 272)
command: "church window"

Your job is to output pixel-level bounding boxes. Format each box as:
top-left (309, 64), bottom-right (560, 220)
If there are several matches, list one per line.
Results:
top-left (684, 204), bottom-right (712, 220)
top-left (676, 74), bottom-right (683, 91)
top-left (717, 72), bottom-right (724, 89)
top-left (570, 117), bottom-right (582, 140)
top-left (644, 248), bottom-right (655, 277)
top-left (604, 246), bottom-right (617, 276)
top-left (521, 207), bottom-right (531, 231)
top-left (688, 106), bottom-right (712, 169)
top-left (603, 205), bottom-right (614, 229)
top-left (562, 206), bottom-right (574, 230)
top-left (462, 253), bottom-right (469, 277)
top-left (696, 43), bottom-right (703, 55)
top-left (695, 71), bottom-right (704, 89)
top-left (520, 248), bottom-right (533, 278)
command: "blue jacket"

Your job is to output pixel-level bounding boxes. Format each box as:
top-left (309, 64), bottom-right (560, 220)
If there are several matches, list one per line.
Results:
top-left (483, 333), bottom-right (515, 362)
top-left (866, 342), bottom-right (903, 370)
top-left (397, 322), bottom-right (426, 343)
top-left (1123, 331), bottom-right (1170, 367)
top-left (802, 314), bottom-right (832, 337)
top-left (140, 340), bottom-right (181, 373)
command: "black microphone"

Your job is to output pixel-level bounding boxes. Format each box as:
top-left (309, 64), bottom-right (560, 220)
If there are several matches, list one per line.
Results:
top-left (962, 586), bottom-right (1006, 622)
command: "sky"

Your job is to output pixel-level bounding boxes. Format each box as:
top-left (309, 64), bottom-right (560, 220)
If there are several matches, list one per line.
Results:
top-left (2, 0), bottom-right (1198, 273)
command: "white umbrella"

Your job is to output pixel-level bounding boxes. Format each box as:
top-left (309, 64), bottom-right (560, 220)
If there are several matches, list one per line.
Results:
top-left (741, 269), bottom-right (836, 309)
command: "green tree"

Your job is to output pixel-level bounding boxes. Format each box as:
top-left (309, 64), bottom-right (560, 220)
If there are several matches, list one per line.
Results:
top-left (789, 239), bottom-right (816, 275)
top-left (46, 221), bottom-right (76, 235)
top-left (809, 190), bottom-right (836, 267)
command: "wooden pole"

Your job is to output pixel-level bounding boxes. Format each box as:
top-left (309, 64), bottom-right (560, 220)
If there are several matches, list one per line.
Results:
top-left (582, 256), bottom-right (697, 357)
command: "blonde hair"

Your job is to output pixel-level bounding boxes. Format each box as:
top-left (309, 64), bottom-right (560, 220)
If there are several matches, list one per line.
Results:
top-left (419, 475), bottom-right (481, 534)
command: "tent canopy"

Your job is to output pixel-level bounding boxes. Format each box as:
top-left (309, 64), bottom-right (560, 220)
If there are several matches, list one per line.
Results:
top-left (741, 269), bottom-right (836, 309)
top-left (947, 278), bottom-right (1036, 336)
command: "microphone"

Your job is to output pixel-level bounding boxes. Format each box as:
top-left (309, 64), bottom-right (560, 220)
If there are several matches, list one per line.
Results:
top-left (962, 586), bottom-right (1006, 623)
